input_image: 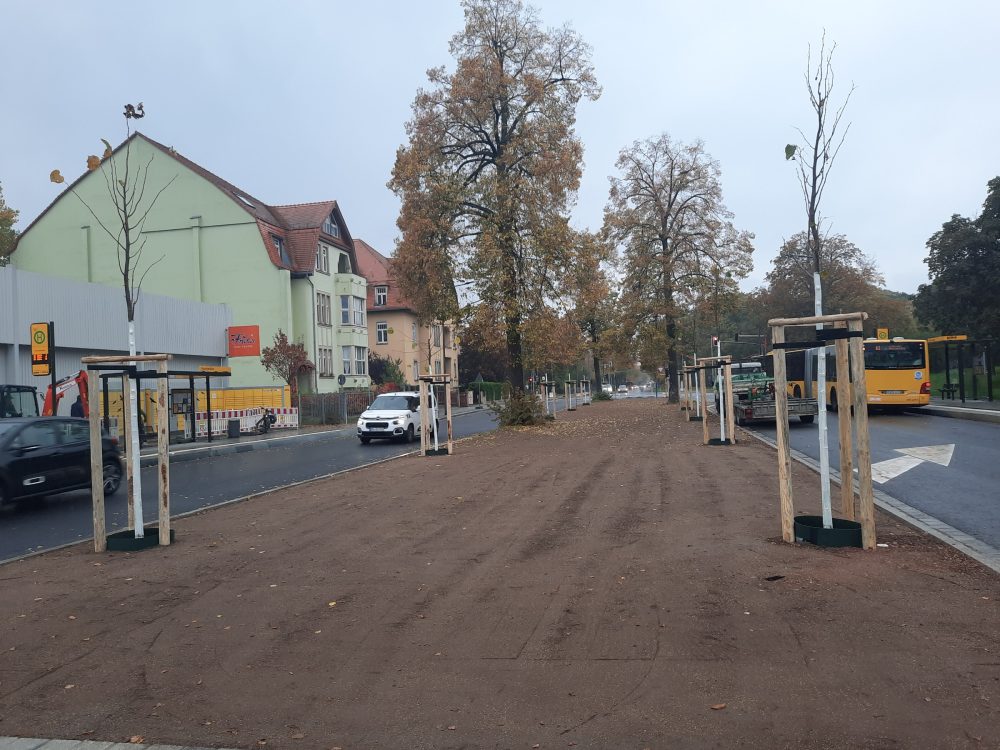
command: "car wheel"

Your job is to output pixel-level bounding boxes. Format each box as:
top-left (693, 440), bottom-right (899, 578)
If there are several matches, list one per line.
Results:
top-left (360, 436), bottom-right (371, 444)
top-left (406, 425), bottom-right (416, 443)
top-left (799, 415), bottom-right (815, 424)
top-left (103, 461), bottom-right (122, 495)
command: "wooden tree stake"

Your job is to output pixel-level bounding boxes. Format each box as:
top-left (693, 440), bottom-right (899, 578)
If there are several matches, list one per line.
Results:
top-left (771, 326), bottom-right (795, 543)
top-left (88, 369), bottom-right (106, 552)
top-left (156, 359), bottom-right (171, 545)
top-left (834, 323), bottom-right (855, 520)
top-left (848, 318), bottom-right (876, 548)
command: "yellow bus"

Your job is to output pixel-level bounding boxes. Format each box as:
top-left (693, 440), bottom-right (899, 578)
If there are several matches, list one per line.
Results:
top-left (782, 338), bottom-right (931, 410)
top-left (828, 338), bottom-right (931, 410)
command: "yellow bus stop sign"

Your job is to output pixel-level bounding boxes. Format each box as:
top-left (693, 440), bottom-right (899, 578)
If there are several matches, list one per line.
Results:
top-left (876, 328), bottom-right (889, 340)
top-left (31, 322), bottom-right (51, 376)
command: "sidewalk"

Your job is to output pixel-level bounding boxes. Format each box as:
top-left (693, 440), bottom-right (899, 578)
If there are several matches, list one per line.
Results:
top-left (917, 396), bottom-right (1000, 424)
top-left (1, 399), bottom-right (996, 748)
top-left (135, 403), bottom-right (488, 467)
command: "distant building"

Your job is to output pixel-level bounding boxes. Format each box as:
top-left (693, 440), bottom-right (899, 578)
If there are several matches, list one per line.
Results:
top-left (353, 239), bottom-right (459, 385)
top-left (10, 132), bottom-right (369, 392)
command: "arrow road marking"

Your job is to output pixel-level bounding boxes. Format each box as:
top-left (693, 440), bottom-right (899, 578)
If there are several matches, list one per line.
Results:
top-left (894, 444), bottom-right (955, 467)
top-left (864, 444), bottom-right (956, 484)
top-left (870, 455), bottom-right (925, 484)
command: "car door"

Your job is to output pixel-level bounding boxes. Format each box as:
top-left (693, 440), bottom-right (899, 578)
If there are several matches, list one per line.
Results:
top-left (7, 421), bottom-right (65, 498)
top-left (60, 419), bottom-right (92, 488)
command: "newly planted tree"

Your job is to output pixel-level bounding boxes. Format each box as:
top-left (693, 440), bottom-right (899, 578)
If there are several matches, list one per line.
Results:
top-left (49, 103), bottom-right (176, 538)
top-left (785, 35), bottom-right (854, 530)
top-left (390, 0), bottom-right (600, 389)
top-left (605, 134), bottom-right (753, 402)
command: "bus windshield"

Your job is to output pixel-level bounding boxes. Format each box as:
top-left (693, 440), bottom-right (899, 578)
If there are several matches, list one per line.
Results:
top-left (864, 342), bottom-right (925, 370)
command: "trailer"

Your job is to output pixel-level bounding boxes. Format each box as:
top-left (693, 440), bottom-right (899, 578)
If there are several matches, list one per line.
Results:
top-left (728, 359), bottom-right (817, 425)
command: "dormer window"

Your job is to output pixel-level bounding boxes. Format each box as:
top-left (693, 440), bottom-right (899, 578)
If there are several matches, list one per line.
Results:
top-left (271, 234), bottom-right (290, 265)
top-left (338, 253), bottom-right (351, 274)
top-left (375, 285), bottom-right (387, 306)
top-left (322, 213), bottom-right (340, 238)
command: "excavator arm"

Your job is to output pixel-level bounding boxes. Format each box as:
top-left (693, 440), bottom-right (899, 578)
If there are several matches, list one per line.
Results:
top-left (41, 370), bottom-right (89, 417)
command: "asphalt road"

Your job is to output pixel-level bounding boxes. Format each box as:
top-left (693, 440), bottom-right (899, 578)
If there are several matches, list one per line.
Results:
top-left (0, 409), bottom-right (502, 562)
top-left (748, 408), bottom-right (1000, 549)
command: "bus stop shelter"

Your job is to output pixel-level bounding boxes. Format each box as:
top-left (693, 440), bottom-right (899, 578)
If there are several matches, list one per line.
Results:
top-left (928, 335), bottom-right (994, 402)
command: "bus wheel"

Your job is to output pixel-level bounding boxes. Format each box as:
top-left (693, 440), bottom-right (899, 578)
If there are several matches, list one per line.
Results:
top-left (792, 385), bottom-right (801, 398)
top-left (829, 389), bottom-right (838, 412)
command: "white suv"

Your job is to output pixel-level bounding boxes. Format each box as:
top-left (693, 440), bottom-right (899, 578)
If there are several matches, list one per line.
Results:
top-left (357, 391), bottom-right (438, 444)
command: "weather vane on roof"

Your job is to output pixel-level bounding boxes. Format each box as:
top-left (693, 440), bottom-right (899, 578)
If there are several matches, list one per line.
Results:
top-left (123, 102), bottom-right (145, 119)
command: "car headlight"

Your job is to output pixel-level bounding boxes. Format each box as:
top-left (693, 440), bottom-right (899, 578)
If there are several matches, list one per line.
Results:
top-left (394, 418), bottom-right (405, 425)
top-left (357, 419), bottom-right (363, 427)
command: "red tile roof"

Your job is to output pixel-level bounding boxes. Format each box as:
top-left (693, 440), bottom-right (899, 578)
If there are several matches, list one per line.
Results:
top-left (353, 238), bottom-right (413, 313)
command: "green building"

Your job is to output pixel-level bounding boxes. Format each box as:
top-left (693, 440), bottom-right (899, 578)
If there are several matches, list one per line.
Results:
top-left (11, 133), bottom-right (369, 392)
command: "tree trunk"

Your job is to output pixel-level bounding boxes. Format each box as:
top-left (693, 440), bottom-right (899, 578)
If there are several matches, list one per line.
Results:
top-left (127, 319), bottom-right (145, 538)
top-left (506, 313), bottom-right (524, 391)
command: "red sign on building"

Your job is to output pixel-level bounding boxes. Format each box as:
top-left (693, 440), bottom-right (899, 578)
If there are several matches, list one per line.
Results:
top-left (227, 325), bottom-right (261, 357)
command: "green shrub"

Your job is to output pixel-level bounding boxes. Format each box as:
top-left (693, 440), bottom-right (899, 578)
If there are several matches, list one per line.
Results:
top-left (493, 389), bottom-right (547, 426)
top-left (592, 390), bottom-right (612, 401)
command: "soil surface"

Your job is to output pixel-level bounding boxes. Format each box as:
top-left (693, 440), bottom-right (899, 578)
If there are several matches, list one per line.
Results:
top-left (1, 399), bottom-right (997, 749)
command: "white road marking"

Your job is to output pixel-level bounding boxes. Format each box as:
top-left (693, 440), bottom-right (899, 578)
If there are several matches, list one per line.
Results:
top-left (895, 443), bottom-right (955, 467)
top-left (870, 455), bottom-right (925, 484)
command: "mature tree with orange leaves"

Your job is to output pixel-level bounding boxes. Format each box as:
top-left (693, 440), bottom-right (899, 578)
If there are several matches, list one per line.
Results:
top-left (389, 0), bottom-right (600, 389)
top-left (604, 134), bottom-right (754, 402)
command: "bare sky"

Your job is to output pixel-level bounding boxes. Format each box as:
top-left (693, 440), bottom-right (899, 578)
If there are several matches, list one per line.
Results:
top-left (4, 1), bottom-right (998, 294)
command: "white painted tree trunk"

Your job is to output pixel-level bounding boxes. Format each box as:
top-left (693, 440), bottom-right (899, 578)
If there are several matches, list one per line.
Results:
top-left (127, 320), bottom-right (145, 537)
top-left (814, 272), bottom-right (833, 528)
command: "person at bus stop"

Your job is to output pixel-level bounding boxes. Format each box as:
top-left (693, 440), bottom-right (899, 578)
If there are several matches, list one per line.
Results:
top-left (70, 395), bottom-right (85, 418)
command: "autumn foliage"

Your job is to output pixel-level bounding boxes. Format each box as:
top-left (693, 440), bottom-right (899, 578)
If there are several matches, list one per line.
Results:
top-left (390, 0), bottom-right (600, 389)
top-left (261, 330), bottom-right (314, 395)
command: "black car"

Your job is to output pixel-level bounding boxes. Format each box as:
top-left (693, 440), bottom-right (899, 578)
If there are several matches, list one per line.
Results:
top-left (0, 417), bottom-right (123, 505)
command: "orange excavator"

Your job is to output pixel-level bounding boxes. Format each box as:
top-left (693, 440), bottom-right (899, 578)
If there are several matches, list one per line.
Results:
top-left (42, 370), bottom-right (90, 417)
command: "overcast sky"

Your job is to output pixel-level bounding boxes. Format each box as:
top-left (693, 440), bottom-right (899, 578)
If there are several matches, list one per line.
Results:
top-left (4, 0), bottom-right (998, 294)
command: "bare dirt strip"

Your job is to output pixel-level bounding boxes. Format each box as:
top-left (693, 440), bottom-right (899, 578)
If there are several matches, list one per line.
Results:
top-left (1, 399), bottom-right (997, 749)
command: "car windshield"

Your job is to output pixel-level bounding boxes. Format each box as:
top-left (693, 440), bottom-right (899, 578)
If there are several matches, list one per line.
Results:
top-left (369, 395), bottom-right (417, 411)
top-left (864, 342), bottom-right (926, 370)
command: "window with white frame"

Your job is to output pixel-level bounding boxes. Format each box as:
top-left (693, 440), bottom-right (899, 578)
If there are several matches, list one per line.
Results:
top-left (375, 285), bottom-right (387, 306)
top-left (318, 347), bottom-right (334, 377)
top-left (340, 295), bottom-right (350, 325)
top-left (376, 321), bottom-right (388, 344)
top-left (338, 253), bottom-right (351, 273)
top-left (411, 323), bottom-right (417, 343)
top-left (352, 296), bottom-right (366, 326)
top-left (342, 346), bottom-right (352, 375)
top-left (434, 359), bottom-right (442, 375)
top-left (316, 292), bottom-right (332, 326)
top-left (271, 234), bottom-right (290, 265)
top-left (323, 213), bottom-right (340, 238)
top-left (355, 346), bottom-right (367, 375)
top-left (412, 360), bottom-right (418, 382)
top-left (316, 243), bottom-right (330, 274)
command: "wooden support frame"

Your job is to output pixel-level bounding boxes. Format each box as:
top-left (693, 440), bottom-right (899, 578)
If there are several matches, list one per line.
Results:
top-left (564, 380), bottom-right (576, 411)
top-left (767, 312), bottom-right (876, 549)
top-left (83, 353), bottom-right (172, 552)
top-left (695, 355), bottom-right (736, 446)
top-left (418, 374), bottom-right (453, 456)
top-left (578, 380), bottom-right (591, 406)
